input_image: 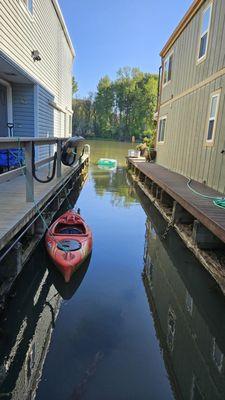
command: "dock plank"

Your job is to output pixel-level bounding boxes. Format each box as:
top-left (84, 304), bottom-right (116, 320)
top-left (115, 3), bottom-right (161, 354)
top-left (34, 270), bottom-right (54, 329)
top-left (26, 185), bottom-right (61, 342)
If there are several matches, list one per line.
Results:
top-left (129, 159), bottom-right (225, 244)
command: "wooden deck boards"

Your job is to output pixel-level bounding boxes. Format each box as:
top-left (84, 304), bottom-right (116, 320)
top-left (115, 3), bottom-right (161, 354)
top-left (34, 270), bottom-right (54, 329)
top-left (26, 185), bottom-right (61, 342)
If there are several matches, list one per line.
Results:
top-left (129, 159), bottom-right (225, 244)
top-left (0, 163), bottom-right (80, 251)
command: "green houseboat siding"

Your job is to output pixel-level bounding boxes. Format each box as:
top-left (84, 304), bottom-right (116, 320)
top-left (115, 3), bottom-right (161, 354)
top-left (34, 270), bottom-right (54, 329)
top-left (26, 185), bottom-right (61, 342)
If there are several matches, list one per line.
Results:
top-left (157, 0), bottom-right (225, 194)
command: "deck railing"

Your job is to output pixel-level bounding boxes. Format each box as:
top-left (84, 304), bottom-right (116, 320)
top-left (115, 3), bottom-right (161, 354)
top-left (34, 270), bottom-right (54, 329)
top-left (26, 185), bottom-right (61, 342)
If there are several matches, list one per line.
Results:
top-left (0, 137), bottom-right (88, 203)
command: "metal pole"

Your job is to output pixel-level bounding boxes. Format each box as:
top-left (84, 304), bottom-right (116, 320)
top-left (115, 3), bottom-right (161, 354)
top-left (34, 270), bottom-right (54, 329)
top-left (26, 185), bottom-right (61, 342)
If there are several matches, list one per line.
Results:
top-left (24, 141), bottom-right (34, 202)
top-left (57, 140), bottom-right (62, 178)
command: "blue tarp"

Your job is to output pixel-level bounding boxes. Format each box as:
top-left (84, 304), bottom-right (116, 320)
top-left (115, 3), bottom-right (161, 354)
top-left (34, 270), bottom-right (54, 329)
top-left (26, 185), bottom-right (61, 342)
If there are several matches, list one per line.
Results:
top-left (0, 149), bottom-right (24, 168)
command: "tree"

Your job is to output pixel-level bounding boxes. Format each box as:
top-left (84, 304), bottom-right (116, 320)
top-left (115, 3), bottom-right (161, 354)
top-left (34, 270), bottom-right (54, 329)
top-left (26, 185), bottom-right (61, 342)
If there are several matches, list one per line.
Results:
top-left (72, 67), bottom-right (158, 143)
top-left (72, 77), bottom-right (78, 97)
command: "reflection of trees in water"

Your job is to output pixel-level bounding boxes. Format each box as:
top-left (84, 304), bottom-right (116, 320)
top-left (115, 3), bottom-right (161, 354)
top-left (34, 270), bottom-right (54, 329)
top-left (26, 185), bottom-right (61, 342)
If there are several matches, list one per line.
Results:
top-left (92, 167), bottom-right (136, 208)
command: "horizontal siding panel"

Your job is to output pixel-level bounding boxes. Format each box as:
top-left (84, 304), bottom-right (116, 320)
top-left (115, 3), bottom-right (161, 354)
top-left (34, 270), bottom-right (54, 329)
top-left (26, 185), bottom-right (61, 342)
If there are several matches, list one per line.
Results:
top-left (0, 0), bottom-right (73, 114)
top-left (12, 84), bottom-right (34, 137)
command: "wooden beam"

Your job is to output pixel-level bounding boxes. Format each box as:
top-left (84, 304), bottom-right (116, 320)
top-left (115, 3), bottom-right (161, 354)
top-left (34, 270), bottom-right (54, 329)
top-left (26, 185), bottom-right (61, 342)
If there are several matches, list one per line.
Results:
top-left (192, 220), bottom-right (224, 250)
top-left (172, 201), bottom-right (194, 224)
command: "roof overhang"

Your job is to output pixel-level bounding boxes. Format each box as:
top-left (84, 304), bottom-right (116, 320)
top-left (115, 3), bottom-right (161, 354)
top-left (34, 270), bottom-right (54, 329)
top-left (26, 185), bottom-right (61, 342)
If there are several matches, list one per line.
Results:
top-left (160, 0), bottom-right (205, 58)
top-left (51, 0), bottom-right (75, 58)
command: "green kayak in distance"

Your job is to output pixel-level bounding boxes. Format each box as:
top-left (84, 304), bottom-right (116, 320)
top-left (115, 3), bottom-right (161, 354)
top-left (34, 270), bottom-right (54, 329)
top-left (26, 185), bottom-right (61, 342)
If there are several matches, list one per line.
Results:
top-left (97, 158), bottom-right (117, 168)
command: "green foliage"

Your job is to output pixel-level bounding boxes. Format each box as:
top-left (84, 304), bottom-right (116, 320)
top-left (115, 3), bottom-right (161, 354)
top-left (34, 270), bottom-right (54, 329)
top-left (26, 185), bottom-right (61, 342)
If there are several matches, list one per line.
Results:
top-left (72, 77), bottom-right (78, 97)
top-left (72, 67), bottom-right (158, 144)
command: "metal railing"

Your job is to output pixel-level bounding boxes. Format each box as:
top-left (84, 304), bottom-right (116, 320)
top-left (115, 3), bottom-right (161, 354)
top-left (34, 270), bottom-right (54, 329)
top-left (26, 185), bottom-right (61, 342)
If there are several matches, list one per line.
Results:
top-left (0, 137), bottom-right (69, 202)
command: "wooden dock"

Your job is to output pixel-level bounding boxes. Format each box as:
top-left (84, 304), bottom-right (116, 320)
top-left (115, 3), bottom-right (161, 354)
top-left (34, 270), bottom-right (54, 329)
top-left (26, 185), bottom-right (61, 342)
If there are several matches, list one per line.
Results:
top-left (0, 137), bottom-right (90, 303)
top-left (127, 158), bottom-right (225, 293)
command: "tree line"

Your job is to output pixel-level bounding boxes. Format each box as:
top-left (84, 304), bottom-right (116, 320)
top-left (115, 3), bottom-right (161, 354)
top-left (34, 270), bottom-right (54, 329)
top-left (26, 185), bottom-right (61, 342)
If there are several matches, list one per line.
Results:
top-left (72, 67), bottom-right (158, 142)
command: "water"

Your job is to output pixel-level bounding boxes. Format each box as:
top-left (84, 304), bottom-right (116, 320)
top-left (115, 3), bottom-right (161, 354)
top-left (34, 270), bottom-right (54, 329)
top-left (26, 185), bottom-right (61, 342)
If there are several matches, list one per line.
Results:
top-left (1, 140), bottom-right (225, 399)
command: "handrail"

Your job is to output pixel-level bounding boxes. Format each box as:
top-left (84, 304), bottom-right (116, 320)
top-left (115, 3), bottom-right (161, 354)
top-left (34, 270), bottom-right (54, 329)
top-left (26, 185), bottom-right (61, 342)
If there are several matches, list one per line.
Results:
top-left (0, 155), bottom-right (55, 184)
top-left (0, 136), bottom-right (68, 150)
top-left (0, 136), bottom-right (89, 202)
top-left (0, 137), bottom-right (72, 202)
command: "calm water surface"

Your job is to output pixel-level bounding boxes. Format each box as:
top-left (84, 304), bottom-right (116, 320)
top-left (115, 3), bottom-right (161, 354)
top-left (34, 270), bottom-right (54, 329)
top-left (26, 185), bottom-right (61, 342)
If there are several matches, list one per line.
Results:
top-left (1, 140), bottom-right (225, 400)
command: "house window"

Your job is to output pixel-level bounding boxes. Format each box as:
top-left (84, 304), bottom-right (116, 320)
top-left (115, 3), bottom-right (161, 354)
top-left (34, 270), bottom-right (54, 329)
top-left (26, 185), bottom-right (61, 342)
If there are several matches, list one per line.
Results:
top-left (206, 91), bottom-right (220, 144)
top-left (167, 307), bottom-right (176, 352)
top-left (69, 115), bottom-right (72, 134)
top-left (198, 3), bottom-right (212, 62)
top-left (190, 376), bottom-right (204, 400)
top-left (212, 338), bottom-right (224, 372)
top-left (158, 116), bottom-right (167, 143)
top-left (163, 53), bottom-right (173, 85)
top-left (21, 0), bottom-right (33, 14)
top-left (186, 291), bottom-right (193, 315)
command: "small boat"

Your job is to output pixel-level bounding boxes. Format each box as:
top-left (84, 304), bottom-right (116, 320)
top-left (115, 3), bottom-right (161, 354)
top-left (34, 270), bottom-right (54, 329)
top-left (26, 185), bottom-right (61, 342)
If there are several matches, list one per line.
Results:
top-left (97, 158), bottom-right (117, 168)
top-left (45, 210), bottom-right (92, 283)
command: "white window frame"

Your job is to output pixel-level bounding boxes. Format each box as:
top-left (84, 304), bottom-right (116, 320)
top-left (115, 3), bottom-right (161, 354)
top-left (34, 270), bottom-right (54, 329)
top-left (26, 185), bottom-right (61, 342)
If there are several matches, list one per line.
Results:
top-left (157, 116), bottom-right (167, 144)
top-left (163, 51), bottom-right (173, 87)
top-left (205, 89), bottom-right (220, 146)
top-left (197, 2), bottom-right (212, 64)
top-left (0, 79), bottom-right (13, 137)
top-left (20, 0), bottom-right (33, 15)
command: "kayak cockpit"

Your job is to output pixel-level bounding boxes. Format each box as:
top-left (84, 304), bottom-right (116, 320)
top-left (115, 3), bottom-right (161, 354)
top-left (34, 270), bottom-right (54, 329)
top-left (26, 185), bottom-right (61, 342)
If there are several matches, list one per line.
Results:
top-left (54, 223), bottom-right (87, 235)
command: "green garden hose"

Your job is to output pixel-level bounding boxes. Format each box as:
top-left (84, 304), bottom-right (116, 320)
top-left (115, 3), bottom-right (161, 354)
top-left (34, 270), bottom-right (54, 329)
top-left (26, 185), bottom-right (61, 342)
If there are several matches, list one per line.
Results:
top-left (187, 179), bottom-right (225, 210)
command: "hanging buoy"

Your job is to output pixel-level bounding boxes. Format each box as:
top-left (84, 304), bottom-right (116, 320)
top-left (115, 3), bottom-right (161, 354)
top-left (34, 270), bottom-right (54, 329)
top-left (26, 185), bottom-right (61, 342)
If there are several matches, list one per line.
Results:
top-left (61, 136), bottom-right (85, 167)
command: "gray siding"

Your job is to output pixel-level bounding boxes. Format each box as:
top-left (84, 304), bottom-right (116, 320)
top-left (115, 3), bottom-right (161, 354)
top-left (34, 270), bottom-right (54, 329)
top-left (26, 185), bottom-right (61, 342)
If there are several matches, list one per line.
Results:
top-left (12, 84), bottom-right (34, 137)
top-left (0, 0), bottom-right (74, 137)
top-left (37, 85), bottom-right (54, 138)
top-left (37, 85), bottom-right (55, 159)
top-left (157, 0), bottom-right (225, 194)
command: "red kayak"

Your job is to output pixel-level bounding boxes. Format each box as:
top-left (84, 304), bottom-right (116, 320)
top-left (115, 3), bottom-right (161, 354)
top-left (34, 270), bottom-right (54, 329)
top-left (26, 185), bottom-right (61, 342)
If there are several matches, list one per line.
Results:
top-left (45, 210), bottom-right (92, 282)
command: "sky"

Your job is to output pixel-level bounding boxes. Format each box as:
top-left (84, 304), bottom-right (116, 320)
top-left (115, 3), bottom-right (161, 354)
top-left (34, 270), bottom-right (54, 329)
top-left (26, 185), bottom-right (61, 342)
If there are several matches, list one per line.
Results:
top-left (59, 0), bottom-right (193, 98)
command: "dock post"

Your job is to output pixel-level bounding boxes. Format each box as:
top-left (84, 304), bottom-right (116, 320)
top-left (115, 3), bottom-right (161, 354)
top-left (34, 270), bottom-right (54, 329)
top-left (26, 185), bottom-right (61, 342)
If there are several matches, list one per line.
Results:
top-left (192, 220), bottom-right (224, 250)
top-left (24, 141), bottom-right (34, 202)
top-left (57, 140), bottom-right (62, 178)
top-left (172, 201), bottom-right (194, 224)
top-left (15, 242), bottom-right (23, 275)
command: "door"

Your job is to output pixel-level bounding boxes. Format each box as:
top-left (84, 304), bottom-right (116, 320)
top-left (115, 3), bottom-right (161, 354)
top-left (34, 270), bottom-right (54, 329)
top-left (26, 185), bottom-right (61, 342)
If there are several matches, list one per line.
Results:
top-left (0, 84), bottom-right (8, 137)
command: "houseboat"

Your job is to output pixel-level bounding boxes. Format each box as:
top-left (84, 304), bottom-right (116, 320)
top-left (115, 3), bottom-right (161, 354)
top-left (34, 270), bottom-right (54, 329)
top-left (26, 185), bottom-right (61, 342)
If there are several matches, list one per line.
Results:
top-left (0, 0), bottom-right (74, 160)
top-left (157, 0), bottom-right (225, 194)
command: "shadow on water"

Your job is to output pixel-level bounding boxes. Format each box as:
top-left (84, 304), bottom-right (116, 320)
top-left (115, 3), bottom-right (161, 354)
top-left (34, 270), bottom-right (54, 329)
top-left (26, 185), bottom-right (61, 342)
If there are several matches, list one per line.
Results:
top-left (135, 182), bottom-right (225, 400)
top-left (3, 139), bottom-right (225, 399)
top-left (0, 203), bottom-right (91, 399)
top-left (47, 254), bottom-right (91, 300)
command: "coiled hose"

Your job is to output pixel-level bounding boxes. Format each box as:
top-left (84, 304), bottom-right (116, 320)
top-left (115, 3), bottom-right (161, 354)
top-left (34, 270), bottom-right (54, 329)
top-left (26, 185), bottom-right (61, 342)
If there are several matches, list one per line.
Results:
top-left (187, 179), bottom-right (225, 209)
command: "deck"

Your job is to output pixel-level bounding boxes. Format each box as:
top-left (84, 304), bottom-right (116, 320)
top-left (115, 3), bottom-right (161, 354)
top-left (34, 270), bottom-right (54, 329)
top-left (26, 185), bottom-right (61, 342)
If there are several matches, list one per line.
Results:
top-left (0, 163), bottom-right (84, 252)
top-left (128, 159), bottom-right (225, 244)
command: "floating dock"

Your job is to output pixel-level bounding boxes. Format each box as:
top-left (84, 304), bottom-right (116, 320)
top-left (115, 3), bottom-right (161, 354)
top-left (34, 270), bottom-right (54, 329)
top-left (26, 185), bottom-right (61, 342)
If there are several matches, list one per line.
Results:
top-left (127, 158), bottom-right (225, 294)
top-left (0, 137), bottom-right (90, 303)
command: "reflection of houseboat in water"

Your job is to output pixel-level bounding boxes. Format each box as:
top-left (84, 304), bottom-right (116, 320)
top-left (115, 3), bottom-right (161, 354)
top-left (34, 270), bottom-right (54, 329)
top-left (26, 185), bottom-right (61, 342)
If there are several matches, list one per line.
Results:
top-left (141, 191), bottom-right (225, 400)
top-left (0, 244), bottom-right (90, 399)
top-left (0, 247), bottom-right (61, 400)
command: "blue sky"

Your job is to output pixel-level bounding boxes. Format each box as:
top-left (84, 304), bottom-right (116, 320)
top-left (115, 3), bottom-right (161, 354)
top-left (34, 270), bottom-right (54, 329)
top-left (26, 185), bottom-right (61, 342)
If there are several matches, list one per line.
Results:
top-left (59, 0), bottom-right (192, 97)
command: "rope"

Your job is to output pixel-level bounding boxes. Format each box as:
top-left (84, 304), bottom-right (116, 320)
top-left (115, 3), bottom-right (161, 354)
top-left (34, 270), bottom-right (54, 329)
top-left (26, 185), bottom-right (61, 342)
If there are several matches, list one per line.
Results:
top-left (187, 179), bottom-right (225, 210)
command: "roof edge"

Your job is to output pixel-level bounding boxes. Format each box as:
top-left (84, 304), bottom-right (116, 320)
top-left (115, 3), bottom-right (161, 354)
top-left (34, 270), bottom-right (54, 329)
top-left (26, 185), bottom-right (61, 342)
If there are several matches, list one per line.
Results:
top-left (160, 0), bottom-right (205, 58)
top-left (51, 0), bottom-right (75, 58)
